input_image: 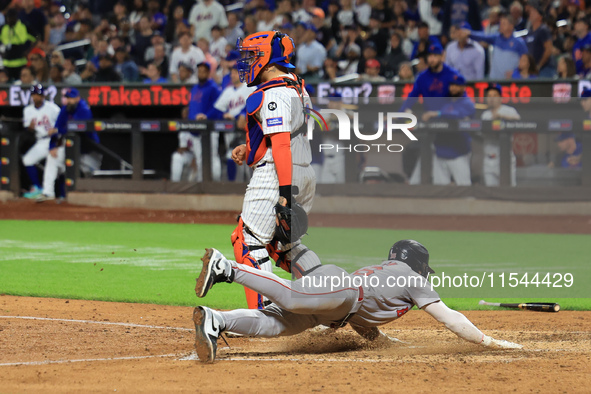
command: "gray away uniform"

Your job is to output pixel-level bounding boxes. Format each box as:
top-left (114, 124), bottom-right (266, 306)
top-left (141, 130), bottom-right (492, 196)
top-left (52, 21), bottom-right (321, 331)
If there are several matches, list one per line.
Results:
top-left (220, 245), bottom-right (440, 337)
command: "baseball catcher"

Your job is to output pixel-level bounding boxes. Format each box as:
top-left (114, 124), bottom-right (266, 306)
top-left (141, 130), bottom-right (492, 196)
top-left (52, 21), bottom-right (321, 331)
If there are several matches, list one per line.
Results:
top-left (230, 30), bottom-right (317, 309)
top-left (193, 240), bottom-right (522, 363)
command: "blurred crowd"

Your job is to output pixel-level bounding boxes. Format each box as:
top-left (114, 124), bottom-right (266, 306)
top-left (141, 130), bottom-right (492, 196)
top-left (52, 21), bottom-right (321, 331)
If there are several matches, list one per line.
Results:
top-left (0, 0), bottom-right (590, 86)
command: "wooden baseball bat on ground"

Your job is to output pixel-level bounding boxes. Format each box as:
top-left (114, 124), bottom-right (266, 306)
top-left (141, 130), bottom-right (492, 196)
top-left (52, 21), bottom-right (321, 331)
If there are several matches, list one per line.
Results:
top-left (479, 300), bottom-right (560, 312)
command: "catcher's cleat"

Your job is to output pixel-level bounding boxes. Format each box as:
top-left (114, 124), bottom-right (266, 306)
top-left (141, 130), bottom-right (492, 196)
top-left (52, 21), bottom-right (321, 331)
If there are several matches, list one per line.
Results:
top-left (193, 306), bottom-right (225, 363)
top-left (195, 248), bottom-right (234, 298)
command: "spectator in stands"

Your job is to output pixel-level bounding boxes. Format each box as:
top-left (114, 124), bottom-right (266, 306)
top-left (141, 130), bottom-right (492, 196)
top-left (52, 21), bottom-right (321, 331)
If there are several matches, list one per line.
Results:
top-left (338, 43), bottom-right (361, 75)
top-left (197, 37), bottom-right (218, 78)
top-left (418, 0), bottom-right (443, 37)
top-left (337, 0), bottom-right (357, 27)
top-left (445, 23), bottom-right (485, 80)
top-left (50, 50), bottom-right (64, 67)
top-left (309, 7), bottom-right (335, 57)
top-left (481, 0), bottom-right (505, 23)
top-left (93, 54), bottom-right (122, 82)
top-left (464, 14), bottom-right (528, 79)
top-left (293, 0), bottom-right (313, 23)
top-left (188, 0), bottom-right (228, 42)
top-left (30, 53), bottom-right (50, 84)
top-left (145, 31), bottom-right (171, 62)
top-left (411, 22), bottom-right (441, 60)
top-left (115, 47), bottom-right (140, 82)
top-left (442, 0), bottom-right (482, 39)
top-left (355, 0), bottom-right (372, 28)
top-left (130, 0), bottom-right (146, 28)
top-left (142, 42), bottom-right (169, 79)
top-left (557, 55), bottom-right (577, 78)
top-left (481, 83), bottom-right (520, 186)
top-left (484, 7), bottom-right (501, 35)
top-left (525, 5), bottom-right (556, 78)
top-left (365, 10), bottom-right (389, 57)
top-left (178, 62), bottom-right (197, 84)
top-left (169, 31), bottom-right (205, 82)
top-left (133, 15), bottom-right (154, 66)
top-left (165, 4), bottom-right (189, 43)
top-left (394, 61), bottom-right (414, 82)
top-left (225, 12), bottom-right (244, 47)
top-left (59, 25), bottom-right (85, 61)
top-left (336, 24), bottom-right (363, 60)
top-left (509, 1), bottom-right (526, 31)
top-left (0, 69), bottom-right (9, 84)
top-left (109, 36), bottom-right (127, 54)
top-left (412, 74), bottom-right (475, 186)
top-left (511, 54), bottom-right (539, 79)
top-left (90, 39), bottom-right (110, 69)
top-left (296, 23), bottom-right (327, 78)
top-left (14, 66), bottom-right (37, 86)
top-left (110, 1), bottom-right (128, 26)
top-left (49, 63), bottom-right (64, 83)
top-left (209, 25), bottom-right (227, 63)
top-left (554, 133), bottom-right (582, 169)
top-left (147, 0), bottom-right (167, 33)
top-left (572, 18), bottom-right (591, 75)
top-left (63, 58), bottom-right (82, 85)
top-left (394, 26), bottom-right (414, 59)
top-left (380, 32), bottom-right (408, 79)
top-left (143, 62), bottom-right (167, 83)
top-left (358, 58), bottom-right (385, 82)
top-left (19, 0), bottom-right (49, 49)
top-left (256, 5), bottom-right (276, 31)
top-left (322, 57), bottom-right (339, 80)
top-left (1, 8), bottom-right (36, 81)
top-left (48, 11), bottom-right (67, 49)
top-left (243, 14), bottom-right (258, 37)
top-left (357, 41), bottom-right (379, 74)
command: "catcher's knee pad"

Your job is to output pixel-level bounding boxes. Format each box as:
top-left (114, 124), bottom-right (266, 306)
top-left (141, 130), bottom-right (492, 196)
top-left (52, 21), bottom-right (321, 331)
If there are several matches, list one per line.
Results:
top-left (231, 216), bottom-right (268, 266)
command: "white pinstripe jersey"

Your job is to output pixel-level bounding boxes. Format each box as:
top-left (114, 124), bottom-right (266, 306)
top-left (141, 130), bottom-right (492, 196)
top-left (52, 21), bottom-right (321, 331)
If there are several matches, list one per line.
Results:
top-left (23, 102), bottom-right (61, 140)
top-left (214, 83), bottom-right (255, 117)
top-left (257, 74), bottom-right (312, 166)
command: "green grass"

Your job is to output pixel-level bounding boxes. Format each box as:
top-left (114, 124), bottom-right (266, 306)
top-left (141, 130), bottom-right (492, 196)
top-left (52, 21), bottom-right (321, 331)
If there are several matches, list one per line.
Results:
top-left (0, 220), bottom-right (589, 310)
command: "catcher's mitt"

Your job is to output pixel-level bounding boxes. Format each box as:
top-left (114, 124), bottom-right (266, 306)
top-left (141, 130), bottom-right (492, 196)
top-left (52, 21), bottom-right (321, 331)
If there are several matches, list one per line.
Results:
top-left (274, 200), bottom-right (308, 245)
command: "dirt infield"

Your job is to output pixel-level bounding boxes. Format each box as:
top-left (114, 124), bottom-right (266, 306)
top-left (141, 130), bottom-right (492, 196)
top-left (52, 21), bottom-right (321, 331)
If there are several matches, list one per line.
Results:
top-left (2, 199), bottom-right (590, 392)
top-left (2, 199), bottom-right (591, 233)
top-left (1, 296), bottom-right (589, 393)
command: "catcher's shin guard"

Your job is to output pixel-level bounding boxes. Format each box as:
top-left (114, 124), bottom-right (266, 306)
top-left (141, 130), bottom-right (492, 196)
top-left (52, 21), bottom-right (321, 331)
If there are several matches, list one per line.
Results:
top-left (231, 217), bottom-right (267, 310)
top-left (266, 240), bottom-right (291, 274)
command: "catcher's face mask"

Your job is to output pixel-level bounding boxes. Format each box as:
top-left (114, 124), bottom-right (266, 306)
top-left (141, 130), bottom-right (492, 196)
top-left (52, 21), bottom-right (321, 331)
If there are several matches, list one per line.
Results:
top-left (236, 31), bottom-right (296, 86)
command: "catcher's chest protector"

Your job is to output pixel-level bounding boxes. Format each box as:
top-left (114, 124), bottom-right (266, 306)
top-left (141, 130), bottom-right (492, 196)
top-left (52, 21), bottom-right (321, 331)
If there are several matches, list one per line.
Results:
top-left (244, 76), bottom-right (306, 166)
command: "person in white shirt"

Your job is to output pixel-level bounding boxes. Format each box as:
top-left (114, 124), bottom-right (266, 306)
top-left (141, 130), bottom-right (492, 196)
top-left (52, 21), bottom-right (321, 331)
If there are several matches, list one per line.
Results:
top-left (295, 23), bottom-right (327, 77)
top-left (355, 0), bottom-right (372, 27)
top-left (214, 66), bottom-right (255, 182)
top-left (480, 84), bottom-right (520, 186)
top-left (256, 6), bottom-right (276, 32)
top-left (225, 12), bottom-right (244, 47)
top-left (209, 25), bottom-right (228, 63)
top-left (22, 84), bottom-right (61, 198)
top-left (188, 0), bottom-right (228, 41)
top-left (169, 31), bottom-right (205, 82)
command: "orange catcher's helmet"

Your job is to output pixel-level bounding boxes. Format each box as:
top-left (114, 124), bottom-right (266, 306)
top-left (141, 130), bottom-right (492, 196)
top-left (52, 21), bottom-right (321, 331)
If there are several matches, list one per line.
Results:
top-left (236, 31), bottom-right (296, 86)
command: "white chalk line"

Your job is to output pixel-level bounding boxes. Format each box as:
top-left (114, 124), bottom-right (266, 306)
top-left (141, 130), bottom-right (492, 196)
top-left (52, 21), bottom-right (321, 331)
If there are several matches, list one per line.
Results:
top-left (0, 353), bottom-right (181, 367)
top-left (0, 316), bottom-right (193, 331)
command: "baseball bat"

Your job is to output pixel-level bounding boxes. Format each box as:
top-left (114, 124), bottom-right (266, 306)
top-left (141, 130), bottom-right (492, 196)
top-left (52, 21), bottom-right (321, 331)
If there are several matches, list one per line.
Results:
top-left (479, 300), bottom-right (560, 312)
